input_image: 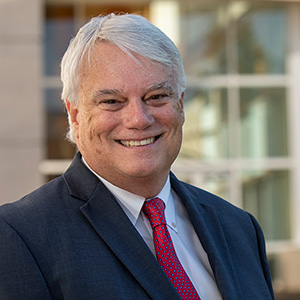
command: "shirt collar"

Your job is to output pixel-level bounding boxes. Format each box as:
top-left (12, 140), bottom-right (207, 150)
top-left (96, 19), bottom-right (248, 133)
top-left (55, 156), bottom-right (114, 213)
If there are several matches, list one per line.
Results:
top-left (146, 178), bottom-right (178, 233)
top-left (146, 176), bottom-right (177, 232)
top-left (82, 157), bottom-right (177, 231)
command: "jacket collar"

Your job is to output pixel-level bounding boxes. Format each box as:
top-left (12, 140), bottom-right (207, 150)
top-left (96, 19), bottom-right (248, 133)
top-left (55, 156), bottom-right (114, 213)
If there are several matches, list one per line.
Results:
top-left (63, 152), bottom-right (99, 201)
top-left (170, 172), bottom-right (242, 299)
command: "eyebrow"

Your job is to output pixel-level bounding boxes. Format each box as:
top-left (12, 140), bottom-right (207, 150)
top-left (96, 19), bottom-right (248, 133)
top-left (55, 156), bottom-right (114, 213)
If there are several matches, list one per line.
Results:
top-left (147, 81), bottom-right (176, 94)
top-left (91, 89), bottom-right (121, 102)
top-left (91, 81), bottom-right (176, 102)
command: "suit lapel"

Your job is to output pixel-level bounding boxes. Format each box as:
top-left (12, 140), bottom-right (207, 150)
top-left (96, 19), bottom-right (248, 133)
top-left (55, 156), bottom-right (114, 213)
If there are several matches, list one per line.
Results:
top-left (170, 173), bottom-right (242, 300)
top-left (80, 187), bottom-right (181, 300)
top-left (63, 153), bottom-right (181, 300)
top-left (64, 154), bottom-right (241, 299)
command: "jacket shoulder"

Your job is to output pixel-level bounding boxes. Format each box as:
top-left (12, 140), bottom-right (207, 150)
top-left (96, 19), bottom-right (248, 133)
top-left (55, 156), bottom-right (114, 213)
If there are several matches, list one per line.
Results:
top-left (0, 176), bottom-right (70, 223)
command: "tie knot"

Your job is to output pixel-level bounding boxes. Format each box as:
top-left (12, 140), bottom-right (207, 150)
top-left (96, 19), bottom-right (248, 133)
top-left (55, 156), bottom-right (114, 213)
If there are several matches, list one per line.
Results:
top-left (142, 197), bottom-right (166, 228)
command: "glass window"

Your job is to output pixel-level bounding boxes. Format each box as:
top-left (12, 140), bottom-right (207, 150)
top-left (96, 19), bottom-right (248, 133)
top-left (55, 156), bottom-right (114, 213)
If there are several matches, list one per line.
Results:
top-left (202, 172), bottom-right (230, 200)
top-left (242, 170), bottom-right (291, 240)
top-left (181, 2), bottom-right (287, 76)
top-left (177, 171), bottom-right (230, 201)
top-left (237, 4), bottom-right (286, 74)
top-left (240, 88), bottom-right (288, 158)
top-left (181, 88), bottom-right (229, 160)
top-left (84, 4), bottom-right (149, 21)
top-left (180, 3), bottom-right (227, 76)
top-left (44, 88), bottom-right (76, 159)
top-left (44, 5), bottom-right (75, 76)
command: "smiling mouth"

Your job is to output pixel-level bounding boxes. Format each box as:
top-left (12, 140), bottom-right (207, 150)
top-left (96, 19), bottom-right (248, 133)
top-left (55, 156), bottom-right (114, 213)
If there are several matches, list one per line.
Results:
top-left (118, 136), bottom-right (160, 147)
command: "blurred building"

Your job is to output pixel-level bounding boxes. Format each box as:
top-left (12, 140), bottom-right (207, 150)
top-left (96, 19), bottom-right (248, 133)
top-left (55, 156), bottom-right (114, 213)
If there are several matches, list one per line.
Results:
top-left (0, 0), bottom-right (300, 298)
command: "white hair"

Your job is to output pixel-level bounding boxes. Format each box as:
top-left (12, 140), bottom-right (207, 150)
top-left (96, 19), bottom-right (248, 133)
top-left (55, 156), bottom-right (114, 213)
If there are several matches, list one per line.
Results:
top-left (60, 13), bottom-right (186, 143)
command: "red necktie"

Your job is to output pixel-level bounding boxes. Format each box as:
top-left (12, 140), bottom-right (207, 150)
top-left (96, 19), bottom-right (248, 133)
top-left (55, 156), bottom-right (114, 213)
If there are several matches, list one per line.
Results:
top-left (142, 198), bottom-right (201, 299)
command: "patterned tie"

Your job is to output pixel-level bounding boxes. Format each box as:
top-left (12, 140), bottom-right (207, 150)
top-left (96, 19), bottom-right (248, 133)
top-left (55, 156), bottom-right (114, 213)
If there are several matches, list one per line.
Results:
top-left (142, 198), bottom-right (201, 299)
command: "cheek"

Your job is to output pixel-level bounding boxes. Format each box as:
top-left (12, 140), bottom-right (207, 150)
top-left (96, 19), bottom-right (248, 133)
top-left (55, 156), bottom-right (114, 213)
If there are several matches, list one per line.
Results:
top-left (175, 101), bottom-right (185, 124)
top-left (77, 112), bottom-right (96, 141)
top-left (156, 103), bottom-right (184, 132)
top-left (80, 111), bottom-right (117, 145)
top-left (86, 116), bottom-right (97, 142)
top-left (170, 102), bottom-right (185, 128)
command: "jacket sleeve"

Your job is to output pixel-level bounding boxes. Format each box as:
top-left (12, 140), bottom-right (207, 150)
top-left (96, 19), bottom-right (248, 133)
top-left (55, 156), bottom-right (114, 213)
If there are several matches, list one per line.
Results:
top-left (0, 218), bottom-right (52, 300)
top-left (249, 214), bottom-right (275, 299)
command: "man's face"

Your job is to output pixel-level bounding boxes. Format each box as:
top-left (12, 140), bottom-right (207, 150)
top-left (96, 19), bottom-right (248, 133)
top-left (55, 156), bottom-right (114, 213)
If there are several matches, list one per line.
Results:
top-left (67, 42), bottom-right (184, 194)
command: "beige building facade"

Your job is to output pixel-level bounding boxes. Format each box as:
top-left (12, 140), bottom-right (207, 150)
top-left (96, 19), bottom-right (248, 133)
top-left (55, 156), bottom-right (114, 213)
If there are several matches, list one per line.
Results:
top-left (1, 0), bottom-right (300, 298)
top-left (0, 0), bottom-right (44, 202)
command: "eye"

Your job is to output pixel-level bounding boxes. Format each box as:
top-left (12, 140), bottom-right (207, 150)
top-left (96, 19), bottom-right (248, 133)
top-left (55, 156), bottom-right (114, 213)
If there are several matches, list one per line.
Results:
top-left (145, 94), bottom-right (169, 106)
top-left (149, 94), bottom-right (167, 100)
top-left (103, 99), bottom-right (118, 104)
top-left (98, 99), bottom-right (125, 111)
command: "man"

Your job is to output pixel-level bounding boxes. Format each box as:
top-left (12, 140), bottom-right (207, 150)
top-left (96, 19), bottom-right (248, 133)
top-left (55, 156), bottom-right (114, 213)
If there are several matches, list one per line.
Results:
top-left (0, 14), bottom-right (274, 299)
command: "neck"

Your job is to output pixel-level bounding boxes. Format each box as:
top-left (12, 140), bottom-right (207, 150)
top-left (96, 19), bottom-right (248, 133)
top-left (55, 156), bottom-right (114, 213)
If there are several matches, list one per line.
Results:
top-left (82, 156), bottom-right (169, 198)
top-left (102, 174), bottom-right (169, 199)
top-left (118, 176), bottom-right (168, 198)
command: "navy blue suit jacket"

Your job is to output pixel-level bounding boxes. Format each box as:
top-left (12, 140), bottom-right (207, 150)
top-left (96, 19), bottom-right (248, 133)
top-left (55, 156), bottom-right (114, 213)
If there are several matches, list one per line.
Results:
top-left (0, 152), bottom-right (274, 299)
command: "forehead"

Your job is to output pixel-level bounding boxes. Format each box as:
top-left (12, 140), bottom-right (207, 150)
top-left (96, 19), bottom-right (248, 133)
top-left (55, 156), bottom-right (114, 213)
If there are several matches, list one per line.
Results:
top-left (79, 42), bottom-right (175, 91)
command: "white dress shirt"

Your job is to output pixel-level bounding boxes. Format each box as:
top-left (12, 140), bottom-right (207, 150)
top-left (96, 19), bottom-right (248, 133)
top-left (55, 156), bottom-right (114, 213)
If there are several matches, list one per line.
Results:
top-left (82, 159), bottom-right (222, 299)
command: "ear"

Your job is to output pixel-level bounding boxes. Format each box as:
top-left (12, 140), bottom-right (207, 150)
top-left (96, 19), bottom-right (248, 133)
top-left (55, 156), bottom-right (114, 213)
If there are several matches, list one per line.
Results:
top-left (66, 100), bottom-right (78, 122)
top-left (66, 100), bottom-right (80, 137)
top-left (179, 91), bottom-right (185, 124)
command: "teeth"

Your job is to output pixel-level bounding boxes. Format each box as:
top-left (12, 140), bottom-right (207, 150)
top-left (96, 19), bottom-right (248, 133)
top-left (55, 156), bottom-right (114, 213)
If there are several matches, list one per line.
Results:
top-left (120, 137), bottom-right (155, 147)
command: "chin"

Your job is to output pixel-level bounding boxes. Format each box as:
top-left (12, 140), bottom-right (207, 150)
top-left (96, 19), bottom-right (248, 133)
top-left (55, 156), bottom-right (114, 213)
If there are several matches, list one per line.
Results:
top-left (122, 165), bottom-right (165, 180)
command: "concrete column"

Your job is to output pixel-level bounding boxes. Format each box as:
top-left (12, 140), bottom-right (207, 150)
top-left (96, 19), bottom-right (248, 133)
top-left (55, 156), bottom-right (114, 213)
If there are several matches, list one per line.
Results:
top-left (0, 0), bottom-right (44, 204)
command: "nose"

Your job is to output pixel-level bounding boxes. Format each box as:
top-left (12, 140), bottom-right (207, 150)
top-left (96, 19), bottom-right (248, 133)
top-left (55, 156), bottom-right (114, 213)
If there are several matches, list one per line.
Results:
top-left (124, 98), bottom-right (154, 130)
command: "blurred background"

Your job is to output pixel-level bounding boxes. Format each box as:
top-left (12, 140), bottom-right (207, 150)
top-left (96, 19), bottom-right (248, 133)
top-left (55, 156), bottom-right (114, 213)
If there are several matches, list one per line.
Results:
top-left (0, 0), bottom-right (300, 298)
